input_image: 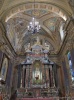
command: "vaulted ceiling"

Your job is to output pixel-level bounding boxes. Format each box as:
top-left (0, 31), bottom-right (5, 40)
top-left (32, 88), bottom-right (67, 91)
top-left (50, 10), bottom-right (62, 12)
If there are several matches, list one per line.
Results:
top-left (0, 0), bottom-right (73, 59)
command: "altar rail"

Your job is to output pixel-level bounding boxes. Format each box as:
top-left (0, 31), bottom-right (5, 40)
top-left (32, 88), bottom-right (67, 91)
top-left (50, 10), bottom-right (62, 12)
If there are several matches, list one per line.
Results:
top-left (16, 97), bottom-right (74, 100)
top-left (16, 97), bottom-right (59, 100)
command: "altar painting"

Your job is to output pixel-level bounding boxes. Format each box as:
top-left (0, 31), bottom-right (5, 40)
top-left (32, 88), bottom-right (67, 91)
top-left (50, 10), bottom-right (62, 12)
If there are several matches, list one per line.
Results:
top-left (32, 60), bottom-right (42, 84)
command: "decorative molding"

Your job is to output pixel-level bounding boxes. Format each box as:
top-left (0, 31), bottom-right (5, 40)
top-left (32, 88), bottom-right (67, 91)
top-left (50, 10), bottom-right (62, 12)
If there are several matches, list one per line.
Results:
top-left (4, 3), bottom-right (68, 22)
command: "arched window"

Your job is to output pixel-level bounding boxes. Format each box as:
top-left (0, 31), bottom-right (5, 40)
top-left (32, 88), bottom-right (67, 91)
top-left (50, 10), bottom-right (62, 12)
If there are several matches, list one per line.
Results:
top-left (60, 23), bottom-right (65, 40)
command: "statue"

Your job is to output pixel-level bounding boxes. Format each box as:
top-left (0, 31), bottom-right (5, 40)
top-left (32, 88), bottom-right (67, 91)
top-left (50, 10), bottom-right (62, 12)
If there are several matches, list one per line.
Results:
top-left (36, 36), bottom-right (40, 45)
top-left (35, 68), bottom-right (40, 80)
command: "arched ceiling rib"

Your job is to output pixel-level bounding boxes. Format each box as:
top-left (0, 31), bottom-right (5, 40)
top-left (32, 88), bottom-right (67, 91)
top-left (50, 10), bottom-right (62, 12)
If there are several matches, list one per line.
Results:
top-left (4, 3), bottom-right (70, 22)
top-left (0, 0), bottom-right (72, 17)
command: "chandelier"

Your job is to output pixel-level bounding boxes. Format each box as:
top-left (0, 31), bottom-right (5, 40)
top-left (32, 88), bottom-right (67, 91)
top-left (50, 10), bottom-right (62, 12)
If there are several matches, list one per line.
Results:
top-left (27, 18), bottom-right (41, 34)
top-left (27, 0), bottom-right (41, 34)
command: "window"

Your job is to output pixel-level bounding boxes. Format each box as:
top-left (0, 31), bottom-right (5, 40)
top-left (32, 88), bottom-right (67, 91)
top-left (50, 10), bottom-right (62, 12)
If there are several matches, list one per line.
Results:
top-left (67, 52), bottom-right (74, 82)
top-left (60, 23), bottom-right (65, 40)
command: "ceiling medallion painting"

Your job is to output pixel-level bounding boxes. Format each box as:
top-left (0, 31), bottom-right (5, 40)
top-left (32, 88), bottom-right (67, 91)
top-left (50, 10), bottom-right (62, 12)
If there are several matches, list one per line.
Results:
top-left (44, 17), bottom-right (64, 32)
top-left (24, 9), bottom-right (49, 18)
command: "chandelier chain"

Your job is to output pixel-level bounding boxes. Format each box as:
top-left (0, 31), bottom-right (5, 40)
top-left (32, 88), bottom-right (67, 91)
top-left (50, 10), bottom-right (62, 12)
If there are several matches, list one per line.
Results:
top-left (27, 0), bottom-right (41, 34)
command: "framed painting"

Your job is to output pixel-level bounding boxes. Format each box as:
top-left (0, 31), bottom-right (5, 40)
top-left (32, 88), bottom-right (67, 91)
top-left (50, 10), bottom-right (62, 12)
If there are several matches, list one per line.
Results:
top-left (0, 54), bottom-right (8, 81)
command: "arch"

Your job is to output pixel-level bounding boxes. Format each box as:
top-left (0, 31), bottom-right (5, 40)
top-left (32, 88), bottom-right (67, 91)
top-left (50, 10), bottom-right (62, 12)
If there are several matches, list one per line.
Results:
top-left (1, 3), bottom-right (70, 22)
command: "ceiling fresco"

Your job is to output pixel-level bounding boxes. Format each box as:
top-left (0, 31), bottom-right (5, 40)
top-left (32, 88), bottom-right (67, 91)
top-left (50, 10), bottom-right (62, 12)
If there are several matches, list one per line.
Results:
top-left (6, 17), bottom-right (28, 54)
top-left (0, 0), bottom-right (73, 58)
top-left (0, 0), bottom-right (5, 10)
top-left (6, 7), bottom-right (65, 55)
top-left (23, 9), bottom-right (49, 18)
top-left (44, 17), bottom-right (58, 32)
top-left (13, 17), bottom-right (28, 33)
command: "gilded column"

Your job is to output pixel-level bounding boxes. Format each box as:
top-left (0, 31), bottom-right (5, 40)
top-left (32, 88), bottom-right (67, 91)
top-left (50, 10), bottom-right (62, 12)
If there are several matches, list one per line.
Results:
top-left (49, 65), bottom-right (54, 87)
top-left (22, 65), bottom-right (26, 88)
top-left (44, 64), bottom-right (46, 88)
top-left (25, 66), bottom-right (28, 88)
top-left (24, 67), bottom-right (26, 88)
top-left (17, 65), bottom-right (21, 88)
top-left (28, 65), bottom-right (30, 87)
top-left (53, 64), bottom-right (58, 87)
top-left (20, 67), bottom-right (23, 88)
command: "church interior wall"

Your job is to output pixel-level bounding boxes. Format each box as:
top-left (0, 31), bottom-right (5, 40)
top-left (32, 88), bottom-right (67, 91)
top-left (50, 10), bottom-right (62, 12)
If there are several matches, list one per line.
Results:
top-left (0, 0), bottom-right (74, 99)
top-left (58, 19), bottom-right (74, 97)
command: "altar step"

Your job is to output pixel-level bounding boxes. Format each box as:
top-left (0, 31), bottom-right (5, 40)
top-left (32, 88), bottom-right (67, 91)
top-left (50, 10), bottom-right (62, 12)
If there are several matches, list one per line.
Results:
top-left (16, 97), bottom-right (59, 100)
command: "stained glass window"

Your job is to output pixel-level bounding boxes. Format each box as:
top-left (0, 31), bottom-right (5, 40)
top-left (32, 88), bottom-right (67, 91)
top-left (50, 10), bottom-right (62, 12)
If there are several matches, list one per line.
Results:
top-left (67, 52), bottom-right (74, 82)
